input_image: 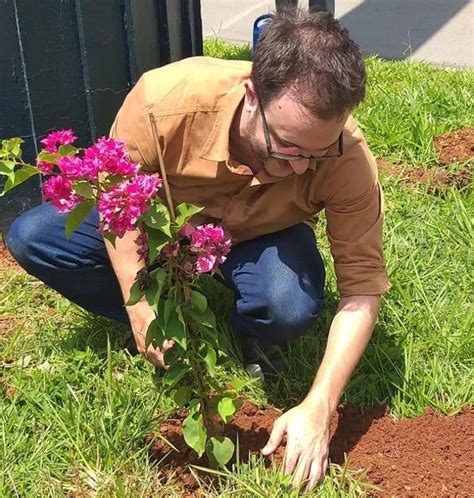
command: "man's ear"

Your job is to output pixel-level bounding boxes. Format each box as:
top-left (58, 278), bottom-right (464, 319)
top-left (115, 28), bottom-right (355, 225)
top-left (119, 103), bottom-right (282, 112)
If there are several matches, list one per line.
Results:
top-left (244, 80), bottom-right (259, 112)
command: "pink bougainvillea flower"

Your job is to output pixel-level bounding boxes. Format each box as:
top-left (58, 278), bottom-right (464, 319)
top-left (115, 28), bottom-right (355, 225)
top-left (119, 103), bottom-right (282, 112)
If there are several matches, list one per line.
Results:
top-left (186, 223), bottom-right (231, 274)
top-left (37, 160), bottom-right (55, 175)
top-left (162, 241), bottom-right (179, 257)
top-left (97, 174), bottom-right (162, 238)
top-left (40, 129), bottom-right (77, 153)
top-left (57, 155), bottom-right (87, 180)
top-left (43, 175), bottom-right (82, 213)
top-left (134, 231), bottom-right (148, 262)
top-left (180, 222), bottom-right (196, 238)
top-left (83, 137), bottom-right (138, 178)
top-left (195, 254), bottom-right (217, 274)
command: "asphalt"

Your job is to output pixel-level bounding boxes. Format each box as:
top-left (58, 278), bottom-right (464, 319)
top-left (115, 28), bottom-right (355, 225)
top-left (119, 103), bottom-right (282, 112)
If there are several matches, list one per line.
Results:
top-left (201, 0), bottom-right (474, 69)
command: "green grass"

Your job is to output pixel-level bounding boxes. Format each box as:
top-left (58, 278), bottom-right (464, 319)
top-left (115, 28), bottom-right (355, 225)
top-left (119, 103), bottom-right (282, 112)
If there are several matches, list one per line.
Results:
top-left (1, 41), bottom-right (473, 496)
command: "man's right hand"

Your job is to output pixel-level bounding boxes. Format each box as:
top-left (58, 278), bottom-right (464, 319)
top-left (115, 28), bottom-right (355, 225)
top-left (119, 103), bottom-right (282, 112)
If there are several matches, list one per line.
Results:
top-left (127, 300), bottom-right (174, 369)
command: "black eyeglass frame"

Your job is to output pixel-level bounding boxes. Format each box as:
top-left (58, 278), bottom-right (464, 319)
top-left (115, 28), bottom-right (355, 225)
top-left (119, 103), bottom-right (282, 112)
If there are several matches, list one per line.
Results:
top-left (257, 97), bottom-right (344, 161)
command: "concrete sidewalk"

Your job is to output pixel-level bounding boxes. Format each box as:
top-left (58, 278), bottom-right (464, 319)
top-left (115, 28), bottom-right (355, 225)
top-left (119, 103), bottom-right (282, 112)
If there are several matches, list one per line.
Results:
top-left (201, 0), bottom-right (474, 69)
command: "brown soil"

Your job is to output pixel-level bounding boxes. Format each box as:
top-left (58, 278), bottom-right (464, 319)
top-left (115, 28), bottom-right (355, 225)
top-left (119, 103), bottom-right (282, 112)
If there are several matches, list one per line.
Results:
top-left (378, 160), bottom-right (471, 195)
top-left (434, 127), bottom-right (474, 165)
top-left (0, 238), bottom-right (19, 271)
top-left (147, 401), bottom-right (474, 497)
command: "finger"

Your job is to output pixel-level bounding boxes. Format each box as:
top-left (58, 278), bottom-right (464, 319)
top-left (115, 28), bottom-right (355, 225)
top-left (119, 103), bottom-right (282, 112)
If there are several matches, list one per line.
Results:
top-left (261, 419), bottom-right (286, 456)
top-left (292, 453), bottom-right (311, 489)
top-left (305, 457), bottom-right (325, 492)
top-left (283, 442), bottom-right (300, 475)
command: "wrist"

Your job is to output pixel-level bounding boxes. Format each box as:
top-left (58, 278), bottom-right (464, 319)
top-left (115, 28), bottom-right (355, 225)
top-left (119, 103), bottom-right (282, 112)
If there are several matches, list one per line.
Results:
top-left (303, 385), bottom-right (338, 420)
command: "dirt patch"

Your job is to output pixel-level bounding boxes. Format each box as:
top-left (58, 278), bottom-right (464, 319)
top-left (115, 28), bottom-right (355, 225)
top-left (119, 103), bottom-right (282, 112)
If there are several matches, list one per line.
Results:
top-left (147, 401), bottom-right (473, 497)
top-left (0, 376), bottom-right (17, 401)
top-left (434, 127), bottom-right (474, 165)
top-left (378, 160), bottom-right (471, 195)
top-left (0, 238), bottom-right (20, 271)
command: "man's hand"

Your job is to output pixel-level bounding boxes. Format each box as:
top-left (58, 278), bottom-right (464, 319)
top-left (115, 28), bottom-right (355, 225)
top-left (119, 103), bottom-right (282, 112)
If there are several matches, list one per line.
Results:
top-left (128, 300), bottom-right (174, 369)
top-left (261, 397), bottom-right (330, 491)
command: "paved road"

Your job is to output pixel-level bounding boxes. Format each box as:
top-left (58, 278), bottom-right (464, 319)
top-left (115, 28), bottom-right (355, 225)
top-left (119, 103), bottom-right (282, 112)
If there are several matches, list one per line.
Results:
top-left (201, 0), bottom-right (474, 68)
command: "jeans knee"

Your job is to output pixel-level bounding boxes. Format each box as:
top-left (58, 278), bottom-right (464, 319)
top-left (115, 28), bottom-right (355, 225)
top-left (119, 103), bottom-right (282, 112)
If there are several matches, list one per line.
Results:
top-left (6, 210), bottom-right (45, 273)
top-left (270, 296), bottom-right (325, 343)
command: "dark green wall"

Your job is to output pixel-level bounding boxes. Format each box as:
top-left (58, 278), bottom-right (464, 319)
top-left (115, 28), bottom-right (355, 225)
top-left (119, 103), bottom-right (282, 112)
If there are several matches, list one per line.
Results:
top-left (0, 0), bottom-right (202, 230)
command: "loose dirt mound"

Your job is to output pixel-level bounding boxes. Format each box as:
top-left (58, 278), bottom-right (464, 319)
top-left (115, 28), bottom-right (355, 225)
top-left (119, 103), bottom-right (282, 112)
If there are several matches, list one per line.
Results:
top-left (434, 127), bottom-right (474, 165)
top-left (378, 160), bottom-right (471, 194)
top-left (147, 401), bottom-right (473, 497)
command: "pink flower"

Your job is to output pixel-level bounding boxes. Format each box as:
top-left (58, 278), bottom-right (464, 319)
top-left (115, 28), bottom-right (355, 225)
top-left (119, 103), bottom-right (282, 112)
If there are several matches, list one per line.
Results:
top-left (83, 137), bottom-right (138, 178)
top-left (134, 231), bottom-right (148, 261)
top-left (40, 129), bottom-right (77, 153)
top-left (97, 174), bottom-right (162, 238)
top-left (180, 223), bottom-right (196, 238)
top-left (195, 254), bottom-right (217, 274)
top-left (43, 176), bottom-right (82, 213)
top-left (162, 241), bottom-right (179, 257)
top-left (185, 223), bottom-right (231, 274)
top-left (57, 156), bottom-right (87, 180)
top-left (37, 160), bottom-right (55, 175)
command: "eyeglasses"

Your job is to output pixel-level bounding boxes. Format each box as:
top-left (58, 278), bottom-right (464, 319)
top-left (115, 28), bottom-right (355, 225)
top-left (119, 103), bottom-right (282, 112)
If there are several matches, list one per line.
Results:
top-left (257, 96), bottom-right (344, 161)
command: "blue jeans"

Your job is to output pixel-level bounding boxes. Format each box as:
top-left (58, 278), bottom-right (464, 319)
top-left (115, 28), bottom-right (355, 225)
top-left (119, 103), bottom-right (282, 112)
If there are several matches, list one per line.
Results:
top-left (6, 203), bottom-right (325, 346)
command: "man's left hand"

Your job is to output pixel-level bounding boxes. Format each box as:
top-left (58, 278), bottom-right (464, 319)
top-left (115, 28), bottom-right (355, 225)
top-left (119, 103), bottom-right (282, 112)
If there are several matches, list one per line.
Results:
top-left (261, 399), bottom-right (331, 491)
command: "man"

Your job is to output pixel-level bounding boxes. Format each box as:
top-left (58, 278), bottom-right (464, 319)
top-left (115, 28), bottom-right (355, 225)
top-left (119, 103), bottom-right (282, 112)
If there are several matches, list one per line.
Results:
top-left (7, 9), bottom-right (389, 490)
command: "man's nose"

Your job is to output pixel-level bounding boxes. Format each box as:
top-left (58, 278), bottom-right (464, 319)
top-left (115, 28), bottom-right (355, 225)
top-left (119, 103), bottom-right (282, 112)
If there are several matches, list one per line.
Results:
top-left (288, 157), bottom-right (311, 175)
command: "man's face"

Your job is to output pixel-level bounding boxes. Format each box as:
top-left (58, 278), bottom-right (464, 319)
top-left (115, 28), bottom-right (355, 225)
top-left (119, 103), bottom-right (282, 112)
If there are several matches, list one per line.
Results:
top-left (244, 83), bottom-right (348, 177)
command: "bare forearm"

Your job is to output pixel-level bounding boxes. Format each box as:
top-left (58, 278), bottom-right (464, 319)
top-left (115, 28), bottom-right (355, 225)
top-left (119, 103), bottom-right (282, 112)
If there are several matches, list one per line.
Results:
top-left (104, 228), bottom-right (145, 304)
top-left (304, 295), bottom-right (381, 413)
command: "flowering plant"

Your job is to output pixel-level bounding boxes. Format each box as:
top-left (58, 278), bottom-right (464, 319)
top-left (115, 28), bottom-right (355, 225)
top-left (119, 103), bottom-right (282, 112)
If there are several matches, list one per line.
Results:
top-left (0, 131), bottom-right (246, 466)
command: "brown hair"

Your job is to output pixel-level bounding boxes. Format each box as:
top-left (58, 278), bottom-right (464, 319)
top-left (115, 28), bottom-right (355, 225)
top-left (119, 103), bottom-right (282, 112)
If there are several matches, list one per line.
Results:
top-left (251, 8), bottom-right (366, 120)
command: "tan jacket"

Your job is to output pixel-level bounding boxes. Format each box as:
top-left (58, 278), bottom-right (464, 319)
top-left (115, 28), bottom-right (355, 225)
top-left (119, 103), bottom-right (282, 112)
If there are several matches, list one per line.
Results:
top-left (110, 56), bottom-right (390, 297)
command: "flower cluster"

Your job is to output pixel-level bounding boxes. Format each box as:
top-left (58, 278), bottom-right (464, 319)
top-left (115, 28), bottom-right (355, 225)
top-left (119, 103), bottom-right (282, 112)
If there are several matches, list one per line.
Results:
top-left (83, 137), bottom-right (139, 178)
top-left (97, 175), bottom-right (162, 238)
top-left (38, 129), bottom-right (77, 175)
top-left (183, 223), bottom-right (231, 274)
top-left (39, 131), bottom-right (146, 219)
top-left (43, 176), bottom-right (81, 213)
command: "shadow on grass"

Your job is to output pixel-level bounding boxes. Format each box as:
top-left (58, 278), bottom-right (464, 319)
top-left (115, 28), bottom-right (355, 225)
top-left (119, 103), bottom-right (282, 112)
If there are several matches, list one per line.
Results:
top-left (58, 308), bottom-right (132, 357)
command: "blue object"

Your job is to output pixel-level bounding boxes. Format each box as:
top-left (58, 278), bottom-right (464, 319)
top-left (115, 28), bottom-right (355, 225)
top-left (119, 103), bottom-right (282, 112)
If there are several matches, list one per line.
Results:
top-left (252, 14), bottom-right (273, 54)
top-left (7, 204), bottom-right (325, 346)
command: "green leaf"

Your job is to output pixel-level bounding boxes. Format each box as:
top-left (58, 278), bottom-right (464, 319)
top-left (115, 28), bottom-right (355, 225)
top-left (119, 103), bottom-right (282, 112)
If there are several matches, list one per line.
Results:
top-left (163, 362), bottom-right (189, 386)
top-left (73, 180), bottom-right (94, 199)
top-left (0, 160), bottom-right (16, 174)
top-left (217, 397), bottom-right (239, 423)
top-left (2, 138), bottom-right (24, 158)
top-left (174, 202), bottom-right (204, 229)
top-left (146, 227), bottom-right (171, 262)
top-left (64, 200), bottom-right (94, 238)
top-left (206, 436), bottom-right (235, 467)
top-left (125, 279), bottom-right (145, 306)
top-left (203, 345), bottom-right (217, 374)
top-left (102, 231), bottom-right (117, 248)
top-left (164, 298), bottom-right (187, 350)
top-left (144, 202), bottom-right (171, 236)
top-left (37, 150), bottom-right (58, 163)
top-left (145, 279), bottom-right (159, 306)
top-left (172, 386), bottom-right (192, 408)
top-left (1, 165), bottom-right (39, 196)
top-left (190, 290), bottom-right (207, 313)
top-left (183, 413), bottom-right (207, 457)
top-left (188, 307), bottom-right (216, 329)
top-left (58, 144), bottom-right (78, 156)
top-left (145, 317), bottom-right (166, 350)
top-left (149, 267), bottom-right (167, 304)
top-left (228, 378), bottom-right (250, 393)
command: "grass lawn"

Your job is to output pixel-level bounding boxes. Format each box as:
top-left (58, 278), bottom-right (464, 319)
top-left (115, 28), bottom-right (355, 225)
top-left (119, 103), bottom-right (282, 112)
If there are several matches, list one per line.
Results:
top-left (1, 40), bottom-right (473, 496)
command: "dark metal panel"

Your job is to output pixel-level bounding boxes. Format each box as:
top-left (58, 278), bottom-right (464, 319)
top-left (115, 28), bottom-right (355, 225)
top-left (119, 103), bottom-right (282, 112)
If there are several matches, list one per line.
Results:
top-left (0, 0), bottom-right (41, 230)
top-left (0, 0), bottom-right (203, 232)
top-left (74, 0), bottom-right (131, 139)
